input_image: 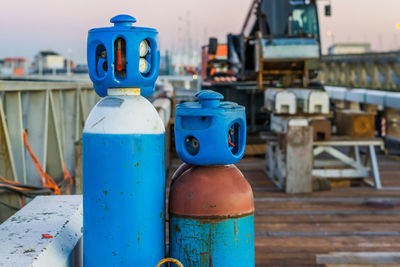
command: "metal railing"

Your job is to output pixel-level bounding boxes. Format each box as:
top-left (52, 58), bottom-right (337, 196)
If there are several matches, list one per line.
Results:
top-left (0, 80), bottom-right (97, 184)
top-left (320, 52), bottom-right (400, 91)
top-left (0, 80), bottom-right (98, 220)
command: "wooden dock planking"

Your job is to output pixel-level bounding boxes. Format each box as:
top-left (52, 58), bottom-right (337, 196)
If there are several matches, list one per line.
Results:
top-left (254, 222), bottom-right (400, 234)
top-left (240, 155), bottom-right (400, 266)
top-left (170, 154), bottom-right (400, 266)
top-left (316, 251), bottom-right (400, 266)
top-left (255, 214), bottom-right (400, 223)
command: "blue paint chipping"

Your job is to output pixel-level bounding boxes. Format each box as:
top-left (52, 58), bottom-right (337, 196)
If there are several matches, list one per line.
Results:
top-left (170, 215), bottom-right (254, 267)
top-left (83, 133), bottom-right (165, 266)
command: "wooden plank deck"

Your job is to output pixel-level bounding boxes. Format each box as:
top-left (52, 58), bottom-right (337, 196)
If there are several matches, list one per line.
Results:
top-left (170, 154), bottom-right (400, 266)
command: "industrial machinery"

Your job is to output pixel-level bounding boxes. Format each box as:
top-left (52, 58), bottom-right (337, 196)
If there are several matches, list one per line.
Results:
top-left (289, 88), bottom-right (330, 114)
top-left (241, 0), bottom-right (321, 88)
top-left (203, 0), bottom-right (323, 88)
top-left (169, 90), bottom-right (255, 266)
top-left (84, 15), bottom-right (165, 266)
top-left (264, 89), bottom-right (297, 114)
top-left (201, 0), bottom-right (331, 132)
top-left (200, 1), bottom-right (383, 194)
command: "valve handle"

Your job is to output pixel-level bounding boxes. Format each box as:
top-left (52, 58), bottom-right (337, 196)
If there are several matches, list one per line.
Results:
top-left (110, 14), bottom-right (136, 27)
top-left (195, 90), bottom-right (223, 108)
top-left (156, 258), bottom-right (184, 267)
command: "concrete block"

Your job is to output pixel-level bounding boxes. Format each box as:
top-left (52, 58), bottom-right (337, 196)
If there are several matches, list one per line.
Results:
top-left (0, 195), bottom-right (82, 267)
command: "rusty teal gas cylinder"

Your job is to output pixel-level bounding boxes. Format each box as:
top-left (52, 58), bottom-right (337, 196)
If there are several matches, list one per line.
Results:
top-left (84, 15), bottom-right (165, 266)
top-left (169, 90), bottom-right (254, 266)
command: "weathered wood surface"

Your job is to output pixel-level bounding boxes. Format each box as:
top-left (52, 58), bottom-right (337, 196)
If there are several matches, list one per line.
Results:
top-left (170, 154), bottom-right (400, 266)
top-left (336, 110), bottom-right (376, 139)
top-left (317, 252), bottom-right (400, 266)
top-left (286, 126), bottom-right (313, 193)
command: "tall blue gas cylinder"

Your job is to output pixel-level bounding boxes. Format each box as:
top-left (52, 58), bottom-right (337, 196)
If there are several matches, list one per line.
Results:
top-left (84, 15), bottom-right (165, 266)
top-left (169, 90), bottom-right (255, 266)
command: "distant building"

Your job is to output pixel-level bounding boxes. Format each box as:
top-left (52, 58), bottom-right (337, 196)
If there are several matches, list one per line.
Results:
top-left (34, 50), bottom-right (65, 73)
top-left (328, 43), bottom-right (371, 55)
top-left (64, 59), bottom-right (76, 69)
top-left (0, 57), bottom-right (27, 76)
top-left (171, 52), bottom-right (200, 75)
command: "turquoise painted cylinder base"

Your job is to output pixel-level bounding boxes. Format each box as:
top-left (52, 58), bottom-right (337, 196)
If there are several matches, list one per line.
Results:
top-left (169, 215), bottom-right (254, 267)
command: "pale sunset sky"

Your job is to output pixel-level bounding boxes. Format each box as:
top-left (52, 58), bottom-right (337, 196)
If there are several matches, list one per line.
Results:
top-left (0, 0), bottom-right (399, 64)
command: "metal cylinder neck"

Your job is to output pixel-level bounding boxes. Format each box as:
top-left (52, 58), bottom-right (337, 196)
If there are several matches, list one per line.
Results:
top-left (107, 88), bottom-right (141, 96)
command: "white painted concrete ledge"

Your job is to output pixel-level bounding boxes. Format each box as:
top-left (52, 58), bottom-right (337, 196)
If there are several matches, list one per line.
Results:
top-left (0, 195), bottom-right (83, 267)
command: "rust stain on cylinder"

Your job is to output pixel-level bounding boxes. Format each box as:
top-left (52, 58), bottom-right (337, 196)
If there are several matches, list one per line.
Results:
top-left (234, 221), bottom-right (238, 235)
top-left (169, 164), bottom-right (254, 217)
